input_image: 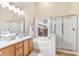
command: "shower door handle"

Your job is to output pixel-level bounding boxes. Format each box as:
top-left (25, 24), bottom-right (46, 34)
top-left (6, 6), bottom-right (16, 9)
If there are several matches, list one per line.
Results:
top-left (72, 28), bottom-right (75, 31)
top-left (62, 24), bottom-right (64, 34)
top-left (54, 24), bottom-right (56, 34)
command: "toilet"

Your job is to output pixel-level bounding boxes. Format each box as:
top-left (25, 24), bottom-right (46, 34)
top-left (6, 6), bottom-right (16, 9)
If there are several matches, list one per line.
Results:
top-left (29, 37), bottom-right (55, 56)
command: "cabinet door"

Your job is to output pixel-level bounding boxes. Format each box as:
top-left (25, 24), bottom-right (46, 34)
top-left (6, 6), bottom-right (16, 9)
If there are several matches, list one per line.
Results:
top-left (16, 47), bottom-right (24, 56)
top-left (63, 16), bottom-right (77, 51)
top-left (29, 39), bottom-right (33, 53)
top-left (56, 16), bottom-right (63, 49)
top-left (15, 42), bottom-right (24, 56)
top-left (0, 45), bottom-right (15, 56)
top-left (24, 39), bottom-right (30, 56)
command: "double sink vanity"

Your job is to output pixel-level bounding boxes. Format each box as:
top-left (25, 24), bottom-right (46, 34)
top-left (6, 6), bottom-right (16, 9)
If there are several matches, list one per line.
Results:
top-left (0, 33), bottom-right (33, 56)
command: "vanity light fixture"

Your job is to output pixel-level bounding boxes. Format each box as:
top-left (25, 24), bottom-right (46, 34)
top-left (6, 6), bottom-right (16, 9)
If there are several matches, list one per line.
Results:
top-left (0, 2), bottom-right (25, 16)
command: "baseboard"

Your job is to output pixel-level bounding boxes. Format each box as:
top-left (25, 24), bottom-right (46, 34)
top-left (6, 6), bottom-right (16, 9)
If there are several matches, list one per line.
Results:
top-left (56, 49), bottom-right (79, 56)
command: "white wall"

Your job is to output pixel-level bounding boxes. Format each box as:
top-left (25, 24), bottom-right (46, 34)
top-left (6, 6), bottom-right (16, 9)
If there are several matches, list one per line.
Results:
top-left (69, 2), bottom-right (79, 15)
top-left (35, 2), bottom-right (70, 17)
top-left (35, 2), bottom-right (79, 17)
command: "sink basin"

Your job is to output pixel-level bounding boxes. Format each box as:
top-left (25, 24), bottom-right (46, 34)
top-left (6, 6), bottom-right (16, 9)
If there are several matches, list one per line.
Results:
top-left (0, 33), bottom-right (16, 37)
top-left (0, 34), bottom-right (26, 42)
top-left (15, 35), bottom-right (24, 39)
top-left (0, 33), bottom-right (16, 41)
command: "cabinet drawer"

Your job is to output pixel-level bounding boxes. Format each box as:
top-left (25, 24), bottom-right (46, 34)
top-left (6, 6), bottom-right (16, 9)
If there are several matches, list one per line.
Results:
top-left (16, 42), bottom-right (23, 49)
top-left (16, 47), bottom-right (23, 56)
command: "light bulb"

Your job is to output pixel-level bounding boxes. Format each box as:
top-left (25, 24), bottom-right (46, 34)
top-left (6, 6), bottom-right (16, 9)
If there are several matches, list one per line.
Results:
top-left (4, 2), bottom-right (9, 7)
top-left (12, 6), bottom-right (17, 13)
top-left (12, 5), bottom-right (15, 10)
top-left (18, 12), bottom-right (21, 15)
top-left (8, 5), bottom-right (13, 10)
top-left (17, 8), bottom-right (20, 12)
top-left (17, 10), bottom-right (21, 15)
top-left (0, 3), bottom-right (7, 8)
top-left (20, 10), bottom-right (24, 15)
top-left (16, 8), bottom-right (21, 15)
top-left (14, 9), bottom-right (17, 13)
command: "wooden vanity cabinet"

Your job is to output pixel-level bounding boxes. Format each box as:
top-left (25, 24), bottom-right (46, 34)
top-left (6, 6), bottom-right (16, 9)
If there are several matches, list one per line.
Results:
top-left (29, 39), bottom-right (33, 53)
top-left (0, 38), bottom-right (33, 56)
top-left (16, 47), bottom-right (24, 56)
top-left (24, 39), bottom-right (30, 56)
top-left (16, 38), bottom-right (33, 56)
top-left (15, 42), bottom-right (24, 56)
top-left (24, 38), bottom-right (33, 56)
top-left (16, 42), bottom-right (24, 49)
top-left (0, 45), bottom-right (16, 56)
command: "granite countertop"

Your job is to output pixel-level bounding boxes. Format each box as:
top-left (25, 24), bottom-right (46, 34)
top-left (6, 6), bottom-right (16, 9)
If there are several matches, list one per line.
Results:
top-left (0, 35), bottom-right (33, 49)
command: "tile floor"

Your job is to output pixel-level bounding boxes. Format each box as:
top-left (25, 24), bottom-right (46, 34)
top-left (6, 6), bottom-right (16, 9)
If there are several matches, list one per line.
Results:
top-left (29, 50), bottom-right (52, 56)
top-left (29, 50), bottom-right (76, 56)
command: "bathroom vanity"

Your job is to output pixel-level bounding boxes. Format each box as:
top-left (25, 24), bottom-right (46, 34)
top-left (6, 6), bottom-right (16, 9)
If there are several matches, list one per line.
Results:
top-left (0, 36), bottom-right (33, 56)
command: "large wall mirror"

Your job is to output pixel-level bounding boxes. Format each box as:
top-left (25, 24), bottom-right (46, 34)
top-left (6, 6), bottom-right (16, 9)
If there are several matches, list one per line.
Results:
top-left (0, 2), bottom-right (25, 34)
